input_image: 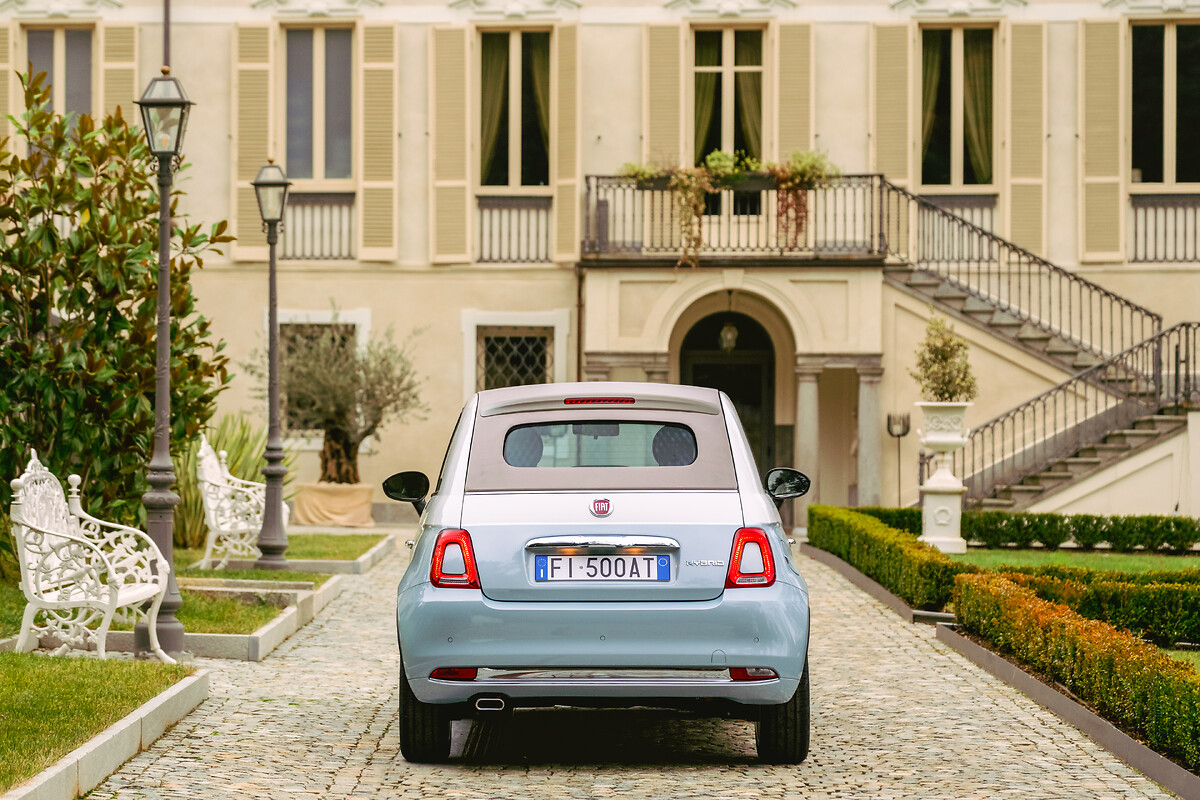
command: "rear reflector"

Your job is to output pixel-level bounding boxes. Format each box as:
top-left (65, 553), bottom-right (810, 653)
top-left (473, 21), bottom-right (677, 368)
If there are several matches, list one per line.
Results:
top-left (563, 397), bottom-right (635, 405)
top-left (726, 527), bottom-right (776, 588)
top-left (430, 667), bottom-right (478, 681)
top-left (730, 667), bottom-right (778, 681)
top-left (431, 529), bottom-right (481, 589)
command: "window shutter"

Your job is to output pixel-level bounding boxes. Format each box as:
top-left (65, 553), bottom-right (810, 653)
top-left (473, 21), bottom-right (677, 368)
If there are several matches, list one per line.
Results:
top-left (645, 24), bottom-right (682, 166)
top-left (98, 23), bottom-right (138, 120)
top-left (231, 24), bottom-right (274, 262)
top-left (430, 26), bottom-right (470, 264)
top-left (1007, 21), bottom-right (1046, 255)
top-left (872, 23), bottom-right (911, 187)
top-left (554, 23), bottom-right (579, 262)
top-left (776, 22), bottom-right (813, 158)
top-left (0, 25), bottom-right (10, 142)
top-left (1079, 20), bottom-right (1124, 262)
top-left (358, 24), bottom-right (397, 261)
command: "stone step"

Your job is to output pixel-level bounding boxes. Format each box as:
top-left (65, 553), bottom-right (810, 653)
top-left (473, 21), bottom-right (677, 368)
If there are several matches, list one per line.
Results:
top-left (1029, 470), bottom-right (1074, 485)
top-left (1054, 456), bottom-right (1103, 473)
top-left (997, 484), bottom-right (1045, 497)
top-left (1135, 414), bottom-right (1188, 431)
top-left (1104, 428), bottom-right (1160, 447)
top-left (1016, 325), bottom-right (1052, 347)
top-left (978, 497), bottom-right (1016, 509)
top-left (961, 297), bottom-right (997, 317)
top-left (907, 272), bottom-right (943, 289)
top-left (1045, 340), bottom-right (1080, 356)
top-left (988, 311), bottom-right (1024, 330)
top-left (1076, 442), bottom-right (1132, 459)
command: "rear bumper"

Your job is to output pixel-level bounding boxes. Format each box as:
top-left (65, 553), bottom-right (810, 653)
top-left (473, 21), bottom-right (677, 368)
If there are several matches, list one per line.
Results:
top-left (396, 582), bottom-right (809, 707)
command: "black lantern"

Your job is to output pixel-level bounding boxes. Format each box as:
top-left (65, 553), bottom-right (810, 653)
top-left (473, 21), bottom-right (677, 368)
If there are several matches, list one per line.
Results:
top-left (136, 66), bottom-right (193, 158)
top-left (252, 160), bottom-right (291, 225)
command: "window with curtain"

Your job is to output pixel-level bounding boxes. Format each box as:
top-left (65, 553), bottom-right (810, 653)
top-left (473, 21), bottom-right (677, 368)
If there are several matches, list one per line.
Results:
top-left (694, 28), bottom-right (763, 215)
top-left (286, 27), bottom-right (353, 182)
top-left (921, 26), bottom-right (993, 187)
top-left (480, 30), bottom-right (551, 188)
top-left (25, 28), bottom-right (93, 119)
top-left (1132, 22), bottom-right (1200, 186)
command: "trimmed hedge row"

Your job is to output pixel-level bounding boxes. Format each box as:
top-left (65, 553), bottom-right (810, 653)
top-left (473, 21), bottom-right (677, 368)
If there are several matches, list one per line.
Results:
top-left (1001, 572), bottom-right (1200, 647)
top-left (807, 505), bottom-right (980, 610)
top-left (954, 573), bottom-right (1200, 771)
top-left (1002, 564), bottom-right (1200, 587)
top-left (855, 507), bottom-right (1200, 552)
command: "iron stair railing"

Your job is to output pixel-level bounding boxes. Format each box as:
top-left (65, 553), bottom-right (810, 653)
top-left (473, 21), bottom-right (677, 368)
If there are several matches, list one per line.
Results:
top-left (877, 179), bottom-right (1163, 359)
top-left (956, 322), bottom-right (1200, 505)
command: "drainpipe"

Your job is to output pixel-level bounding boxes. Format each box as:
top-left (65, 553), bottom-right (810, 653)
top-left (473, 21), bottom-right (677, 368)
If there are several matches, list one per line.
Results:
top-left (575, 263), bottom-right (584, 381)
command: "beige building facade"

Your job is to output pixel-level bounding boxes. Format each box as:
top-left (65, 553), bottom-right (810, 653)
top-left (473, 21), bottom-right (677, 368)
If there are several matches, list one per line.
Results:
top-left (5, 0), bottom-right (1200, 520)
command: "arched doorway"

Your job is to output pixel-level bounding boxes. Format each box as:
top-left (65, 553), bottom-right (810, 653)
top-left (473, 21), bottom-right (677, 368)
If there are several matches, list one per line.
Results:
top-left (680, 312), bottom-right (775, 474)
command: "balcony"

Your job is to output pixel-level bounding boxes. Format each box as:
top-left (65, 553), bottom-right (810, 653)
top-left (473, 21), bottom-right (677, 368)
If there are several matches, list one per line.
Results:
top-left (581, 174), bottom-right (886, 261)
top-left (1129, 193), bottom-right (1200, 263)
top-left (476, 195), bottom-right (553, 263)
top-left (282, 192), bottom-right (356, 261)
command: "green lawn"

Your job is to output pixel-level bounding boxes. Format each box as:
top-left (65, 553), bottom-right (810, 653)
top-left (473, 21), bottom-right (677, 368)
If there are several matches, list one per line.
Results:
top-left (174, 532), bottom-right (385, 582)
top-left (0, 652), bottom-right (193, 792)
top-left (1, 587), bottom-right (281, 639)
top-left (948, 548), bottom-right (1200, 574)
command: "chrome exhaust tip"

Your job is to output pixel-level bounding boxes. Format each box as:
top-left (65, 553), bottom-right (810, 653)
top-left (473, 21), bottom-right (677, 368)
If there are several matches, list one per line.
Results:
top-left (474, 697), bottom-right (507, 712)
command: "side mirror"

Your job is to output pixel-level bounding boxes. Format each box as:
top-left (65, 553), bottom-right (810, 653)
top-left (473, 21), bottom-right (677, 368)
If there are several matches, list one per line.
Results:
top-left (765, 467), bottom-right (811, 508)
top-left (382, 471), bottom-right (430, 515)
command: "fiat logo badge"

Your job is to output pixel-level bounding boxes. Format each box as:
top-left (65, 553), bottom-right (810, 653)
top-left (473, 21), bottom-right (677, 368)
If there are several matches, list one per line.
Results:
top-left (590, 498), bottom-right (612, 517)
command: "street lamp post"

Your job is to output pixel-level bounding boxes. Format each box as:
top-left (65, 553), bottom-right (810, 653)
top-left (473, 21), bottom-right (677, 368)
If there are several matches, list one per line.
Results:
top-left (134, 66), bottom-right (193, 657)
top-left (252, 160), bottom-right (291, 569)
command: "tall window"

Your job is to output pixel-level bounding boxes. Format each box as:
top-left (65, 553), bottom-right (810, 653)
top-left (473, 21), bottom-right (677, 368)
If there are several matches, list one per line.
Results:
top-left (286, 27), bottom-right (353, 181)
top-left (477, 327), bottom-right (552, 390)
top-left (693, 28), bottom-right (763, 165)
top-left (480, 30), bottom-right (551, 188)
top-left (26, 28), bottom-right (92, 118)
top-left (1131, 22), bottom-right (1200, 185)
top-left (921, 27), bottom-right (994, 186)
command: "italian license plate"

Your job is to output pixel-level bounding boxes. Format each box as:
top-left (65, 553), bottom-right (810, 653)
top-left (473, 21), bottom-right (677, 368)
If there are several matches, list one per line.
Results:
top-left (535, 554), bottom-right (671, 582)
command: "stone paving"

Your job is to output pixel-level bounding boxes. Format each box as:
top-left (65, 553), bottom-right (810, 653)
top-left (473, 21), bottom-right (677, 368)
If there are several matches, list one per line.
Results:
top-left (88, 533), bottom-right (1179, 800)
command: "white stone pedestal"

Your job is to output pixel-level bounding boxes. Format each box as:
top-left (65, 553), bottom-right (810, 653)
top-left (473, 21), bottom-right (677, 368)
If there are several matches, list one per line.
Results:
top-left (920, 483), bottom-right (967, 554)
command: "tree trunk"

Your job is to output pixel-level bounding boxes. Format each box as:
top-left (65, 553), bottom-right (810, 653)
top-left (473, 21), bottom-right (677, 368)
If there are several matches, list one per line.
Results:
top-left (320, 429), bottom-right (360, 484)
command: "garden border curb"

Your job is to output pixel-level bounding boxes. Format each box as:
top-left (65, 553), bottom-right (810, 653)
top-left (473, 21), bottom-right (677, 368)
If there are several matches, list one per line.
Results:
top-left (797, 542), bottom-right (953, 625)
top-left (0, 669), bottom-right (209, 800)
top-left (935, 623), bottom-right (1200, 800)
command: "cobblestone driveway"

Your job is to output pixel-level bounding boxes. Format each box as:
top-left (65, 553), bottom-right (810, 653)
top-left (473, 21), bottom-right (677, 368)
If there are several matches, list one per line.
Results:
top-left (91, 535), bottom-right (1177, 800)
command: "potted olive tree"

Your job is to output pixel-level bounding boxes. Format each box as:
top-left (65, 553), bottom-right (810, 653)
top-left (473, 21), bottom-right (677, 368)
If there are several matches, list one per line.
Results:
top-left (909, 314), bottom-right (978, 553)
top-left (273, 322), bottom-right (425, 527)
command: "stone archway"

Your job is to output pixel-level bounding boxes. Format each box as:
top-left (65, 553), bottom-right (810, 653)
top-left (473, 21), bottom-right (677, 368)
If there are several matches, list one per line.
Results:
top-left (679, 311), bottom-right (776, 476)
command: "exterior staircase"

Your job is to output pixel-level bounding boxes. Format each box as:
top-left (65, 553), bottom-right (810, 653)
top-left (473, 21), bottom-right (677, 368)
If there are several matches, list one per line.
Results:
top-left (872, 179), bottom-right (1200, 510)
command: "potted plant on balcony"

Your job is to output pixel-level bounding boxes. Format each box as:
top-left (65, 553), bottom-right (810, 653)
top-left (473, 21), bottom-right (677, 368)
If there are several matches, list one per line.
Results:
top-left (910, 314), bottom-right (978, 553)
top-left (264, 320), bottom-right (426, 527)
top-left (617, 149), bottom-right (841, 268)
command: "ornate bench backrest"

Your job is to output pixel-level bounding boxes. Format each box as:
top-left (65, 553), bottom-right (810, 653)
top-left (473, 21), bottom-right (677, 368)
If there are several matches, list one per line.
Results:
top-left (10, 451), bottom-right (96, 600)
top-left (197, 434), bottom-right (230, 491)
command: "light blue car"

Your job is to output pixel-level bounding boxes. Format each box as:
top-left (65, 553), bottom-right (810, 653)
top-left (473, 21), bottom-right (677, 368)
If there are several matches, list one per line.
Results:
top-left (385, 382), bottom-right (812, 763)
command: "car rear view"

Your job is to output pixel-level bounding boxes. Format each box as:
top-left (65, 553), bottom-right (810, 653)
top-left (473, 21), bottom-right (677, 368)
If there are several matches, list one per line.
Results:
top-left (390, 382), bottom-right (811, 764)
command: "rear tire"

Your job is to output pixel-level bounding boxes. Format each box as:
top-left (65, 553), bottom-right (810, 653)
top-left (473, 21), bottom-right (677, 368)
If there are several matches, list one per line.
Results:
top-left (755, 657), bottom-right (810, 764)
top-left (398, 657), bottom-right (451, 763)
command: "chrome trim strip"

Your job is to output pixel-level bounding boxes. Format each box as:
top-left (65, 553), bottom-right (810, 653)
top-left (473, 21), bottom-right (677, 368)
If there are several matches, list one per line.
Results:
top-left (475, 668), bottom-right (732, 682)
top-left (524, 536), bottom-right (681, 552)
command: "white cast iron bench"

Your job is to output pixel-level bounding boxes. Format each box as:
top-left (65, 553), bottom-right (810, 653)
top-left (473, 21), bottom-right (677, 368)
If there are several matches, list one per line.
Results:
top-left (197, 434), bottom-right (287, 568)
top-left (9, 451), bottom-right (174, 663)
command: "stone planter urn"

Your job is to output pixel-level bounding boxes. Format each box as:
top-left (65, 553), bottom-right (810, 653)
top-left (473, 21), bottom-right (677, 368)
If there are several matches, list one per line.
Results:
top-left (916, 401), bottom-right (970, 554)
top-left (293, 481), bottom-right (375, 527)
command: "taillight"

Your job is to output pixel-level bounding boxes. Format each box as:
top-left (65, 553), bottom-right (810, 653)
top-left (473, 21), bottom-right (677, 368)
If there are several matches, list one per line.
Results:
top-left (430, 667), bottom-right (478, 681)
top-left (431, 529), bottom-right (481, 589)
top-left (726, 527), bottom-right (776, 588)
top-left (730, 667), bottom-right (778, 681)
top-left (563, 397), bottom-right (635, 405)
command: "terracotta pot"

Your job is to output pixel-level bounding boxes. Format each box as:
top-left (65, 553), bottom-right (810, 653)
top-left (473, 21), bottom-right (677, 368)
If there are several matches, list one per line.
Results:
top-left (292, 481), bottom-right (375, 527)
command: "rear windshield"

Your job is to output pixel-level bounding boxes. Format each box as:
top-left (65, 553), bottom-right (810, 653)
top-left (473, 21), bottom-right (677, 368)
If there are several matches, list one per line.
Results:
top-left (503, 422), bottom-right (697, 468)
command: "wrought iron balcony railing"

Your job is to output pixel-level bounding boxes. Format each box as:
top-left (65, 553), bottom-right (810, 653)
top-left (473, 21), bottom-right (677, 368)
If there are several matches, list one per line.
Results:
top-left (476, 195), bottom-right (553, 263)
top-left (582, 173), bottom-right (886, 259)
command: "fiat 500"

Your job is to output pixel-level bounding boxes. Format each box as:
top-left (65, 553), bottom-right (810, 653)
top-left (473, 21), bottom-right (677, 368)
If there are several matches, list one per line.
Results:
top-left (385, 381), bottom-right (812, 763)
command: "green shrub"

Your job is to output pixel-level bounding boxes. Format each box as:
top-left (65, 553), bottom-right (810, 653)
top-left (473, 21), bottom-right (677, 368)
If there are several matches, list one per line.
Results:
top-left (0, 514), bottom-right (16, 587)
top-left (808, 505), bottom-right (980, 610)
top-left (1002, 571), bottom-right (1200, 647)
top-left (853, 507), bottom-right (921, 534)
top-left (954, 573), bottom-right (1200, 771)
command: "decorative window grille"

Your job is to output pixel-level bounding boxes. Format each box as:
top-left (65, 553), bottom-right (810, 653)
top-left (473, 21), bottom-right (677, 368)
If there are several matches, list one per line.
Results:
top-left (477, 326), bottom-right (553, 391)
